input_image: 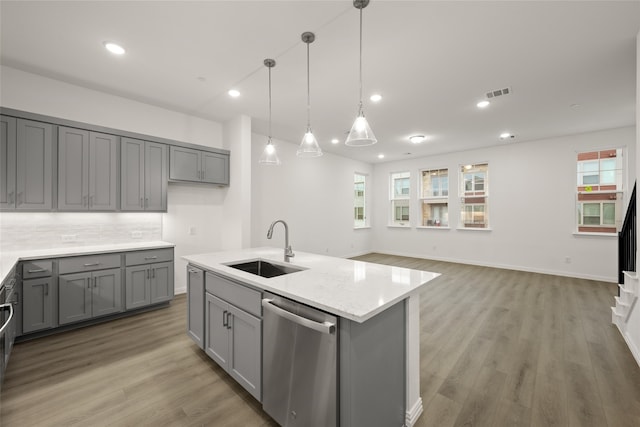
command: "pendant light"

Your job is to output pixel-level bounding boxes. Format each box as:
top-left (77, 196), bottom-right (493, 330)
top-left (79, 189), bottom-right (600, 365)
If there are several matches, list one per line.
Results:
top-left (345, 0), bottom-right (377, 147)
top-left (259, 58), bottom-right (281, 165)
top-left (297, 31), bottom-right (323, 158)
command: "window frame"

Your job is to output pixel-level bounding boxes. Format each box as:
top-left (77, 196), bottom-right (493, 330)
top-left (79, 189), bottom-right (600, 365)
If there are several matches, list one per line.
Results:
top-left (458, 163), bottom-right (490, 229)
top-left (389, 171), bottom-right (411, 227)
top-left (418, 167), bottom-right (450, 228)
top-left (353, 172), bottom-right (369, 229)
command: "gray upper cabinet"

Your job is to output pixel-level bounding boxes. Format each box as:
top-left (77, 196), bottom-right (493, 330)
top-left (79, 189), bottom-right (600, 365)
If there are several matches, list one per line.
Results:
top-left (121, 137), bottom-right (167, 211)
top-left (0, 115), bottom-right (17, 210)
top-left (170, 146), bottom-right (229, 186)
top-left (5, 119), bottom-right (54, 211)
top-left (58, 127), bottom-right (118, 211)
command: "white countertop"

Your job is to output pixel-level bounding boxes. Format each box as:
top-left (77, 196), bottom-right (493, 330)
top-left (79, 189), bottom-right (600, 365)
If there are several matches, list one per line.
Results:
top-left (183, 247), bottom-right (440, 323)
top-left (0, 241), bottom-right (175, 285)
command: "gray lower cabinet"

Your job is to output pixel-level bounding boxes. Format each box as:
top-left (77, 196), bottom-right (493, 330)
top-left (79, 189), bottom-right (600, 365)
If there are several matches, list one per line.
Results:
top-left (2, 118), bottom-right (54, 211)
top-left (169, 146), bottom-right (229, 185)
top-left (58, 127), bottom-right (118, 211)
top-left (58, 268), bottom-right (122, 325)
top-left (0, 115), bottom-right (17, 209)
top-left (22, 277), bottom-right (55, 334)
top-left (121, 137), bottom-right (167, 211)
top-left (204, 274), bottom-right (261, 401)
top-left (187, 266), bottom-right (204, 348)
top-left (125, 261), bottom-right (174, 310)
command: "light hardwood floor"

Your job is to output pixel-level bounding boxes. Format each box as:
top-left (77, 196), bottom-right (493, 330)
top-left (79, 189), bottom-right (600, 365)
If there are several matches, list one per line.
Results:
top-left (2, 254), bottom-right (640, 426)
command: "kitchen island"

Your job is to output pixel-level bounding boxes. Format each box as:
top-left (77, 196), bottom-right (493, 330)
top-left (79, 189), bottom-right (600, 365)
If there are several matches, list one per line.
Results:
top-left (184, 247), bottom-right (440, 427)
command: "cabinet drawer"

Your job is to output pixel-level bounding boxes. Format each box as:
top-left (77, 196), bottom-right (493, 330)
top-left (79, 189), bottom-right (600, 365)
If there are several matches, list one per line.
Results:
top-left (125, 248), bottom-right (174, 266)
top-left (22, 260), bottom-right (53, 279)
top-left (59, 254), bottom-right (121, 274)
top-left (205, 272), bottom-right (261, 317)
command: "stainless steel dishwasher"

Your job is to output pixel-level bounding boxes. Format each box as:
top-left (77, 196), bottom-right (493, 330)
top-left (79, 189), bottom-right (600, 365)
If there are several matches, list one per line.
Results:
top-left (262, 292), bottom-right (338, 427)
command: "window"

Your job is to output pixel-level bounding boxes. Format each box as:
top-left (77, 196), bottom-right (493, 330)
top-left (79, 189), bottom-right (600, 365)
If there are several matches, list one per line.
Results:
top-left (354, 173), bottom-right (368, 228)
top-left (419, 168), bottom-right (449, 227)
top-left (576, 149), bottom-right (624, 233)
top-left (459, 163), bottom-right (489, 228)
top-left (390, 171), bottom-right (410, 226)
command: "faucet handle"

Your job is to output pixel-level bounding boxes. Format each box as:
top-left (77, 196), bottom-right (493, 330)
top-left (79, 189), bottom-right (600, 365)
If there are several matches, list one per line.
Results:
top-left (285, 246), bottom-right (295, 257)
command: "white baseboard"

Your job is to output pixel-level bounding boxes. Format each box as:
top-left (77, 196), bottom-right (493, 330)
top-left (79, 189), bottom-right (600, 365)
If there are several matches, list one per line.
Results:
top-left (622, 329), bottom-right (640, 368)
top-left (372, 249), bottom-right (617, 283)
top-left (405, 397), bottom-right (424, 427)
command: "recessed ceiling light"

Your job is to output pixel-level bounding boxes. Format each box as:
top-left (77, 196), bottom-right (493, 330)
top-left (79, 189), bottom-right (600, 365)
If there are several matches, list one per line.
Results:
top-left (464, 164), bottom-right (472, 170)
top-left (331, 138), bottom-right (339, 144)
top-left (377, 154), bottom-right (385, 159)
top-left (500, 132), bottom-right (515, 140)
top-left (103, 42), bottom-right (125, 55)
top-left (409, 135), bottom-right (426, 144)
top-left (228, 89), bottom-right (240, 98)
top-left (370, 94), bottom-right (382, 102)
top-left (477, 100), bottom-right (490, 109)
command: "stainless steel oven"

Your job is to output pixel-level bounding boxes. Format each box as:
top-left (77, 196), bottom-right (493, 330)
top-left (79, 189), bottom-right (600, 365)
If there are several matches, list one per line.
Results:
top-left (1, 277), bottom-right (17, 387)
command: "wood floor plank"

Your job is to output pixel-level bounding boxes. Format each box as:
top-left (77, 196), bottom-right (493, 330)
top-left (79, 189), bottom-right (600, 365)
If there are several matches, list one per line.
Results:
top-left (2, 253), bottom-right (640, 426)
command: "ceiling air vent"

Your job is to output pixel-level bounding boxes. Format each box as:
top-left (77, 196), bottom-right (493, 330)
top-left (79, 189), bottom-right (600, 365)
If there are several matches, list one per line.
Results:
top-left (486, 87), bottom-right (512, 99)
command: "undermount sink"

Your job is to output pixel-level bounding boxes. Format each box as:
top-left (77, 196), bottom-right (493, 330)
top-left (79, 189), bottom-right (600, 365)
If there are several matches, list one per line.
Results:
top-left (225, 259), bottom-right (305, 278)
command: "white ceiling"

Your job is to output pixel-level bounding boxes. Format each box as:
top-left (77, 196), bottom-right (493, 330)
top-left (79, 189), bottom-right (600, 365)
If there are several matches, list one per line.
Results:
top-left (1, 1), bottom-right (639, 163)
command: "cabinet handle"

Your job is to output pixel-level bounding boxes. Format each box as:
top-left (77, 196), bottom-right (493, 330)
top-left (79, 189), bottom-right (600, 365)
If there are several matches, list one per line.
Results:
top-left (28, 268), bottom-right (47, 273)
top-left (83, 263), bottom-right (100, 267)
top-left (152, 268), bottom-right (155, 278)
top-left (8, 191), bottom-right (14, 204)
top-left (144, 256), bottom-right (158, 260)
top-left (146, 269), bottom-right (150, 279)
top-left (93, 277), bottom-right (97, 288)
top-left (145, 197), bottom-right (148, 208)
top-left (222, 310), bottom-right (228, 327)
top-left (187, 268), bottom-right (199, 274)
top-left (140, 197), bottom-right (143, 208)
top-left (44, 283), bottom-right (49, 296)
top-left (226, 312), bottom-right (232, 329)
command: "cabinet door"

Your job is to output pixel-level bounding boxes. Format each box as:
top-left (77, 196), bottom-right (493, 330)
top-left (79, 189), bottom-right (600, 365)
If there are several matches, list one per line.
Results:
top-left (125, 265), bottom-right (150, 309)
top-left (22, 277), bottom-right (54, 333)
top-left (169, 146), bottom-right (200, 181)
top-left (58, 127), bottom-right (89, 211)
top-left (201, 151), bottom-right (229, 185)
top-left (121, 137), bottom-right (145, 211)
top-left (59, 272), bottom-right (92, 325)
top-left (150, 261), bottom-right (173, 304)
top-left (16, 119), bottom-right (53, 210)
top-left (92, 268), bottom-right (122, 317)
top-left (0, 115), bottom-right (16, 209)
top-left (228, 305), bottom-right (262, 401)
top-left (144, 142), bottom-right (167, 211)
top-left (187, 267), bottom-right (204, 348)
top-left (89, 132), bottom-right (118, 211)
top-left (205, 293), bottom-right (229, 368)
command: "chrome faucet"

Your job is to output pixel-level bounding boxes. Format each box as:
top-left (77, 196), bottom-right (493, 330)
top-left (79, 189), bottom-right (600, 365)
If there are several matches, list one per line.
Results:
top-left (267, 220), bottom-right (295, 262)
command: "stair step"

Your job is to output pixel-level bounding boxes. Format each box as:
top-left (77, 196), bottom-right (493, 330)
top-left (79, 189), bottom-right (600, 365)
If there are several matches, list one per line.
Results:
top-left (623, 270), bottom-right (638, 280)
top-left (615, 296), bottom-right (630, 308)
top-left (618, 285), bottom-right (635, 304)
top-left (612, 306), bottom-right (625, 330)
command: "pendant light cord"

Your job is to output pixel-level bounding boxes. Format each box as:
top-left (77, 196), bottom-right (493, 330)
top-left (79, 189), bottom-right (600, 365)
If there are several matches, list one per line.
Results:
top-left (306, 41), bottom-right (311, 129)
top-left (268, 65), bottom-right (272, 140)
top-left (358, 5), bottom-right (363, 112)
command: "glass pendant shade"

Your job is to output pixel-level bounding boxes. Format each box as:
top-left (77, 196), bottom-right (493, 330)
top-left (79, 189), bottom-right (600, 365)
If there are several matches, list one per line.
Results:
top-left (259, 138), bottom-right (281, 165)
top-left (297, 127), bottom-right (323, 157)
top-left (345, 108), bottom-right (377, 146)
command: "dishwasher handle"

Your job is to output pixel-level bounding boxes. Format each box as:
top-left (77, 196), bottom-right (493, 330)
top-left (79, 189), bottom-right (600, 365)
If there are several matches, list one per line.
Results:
top-left (262, 298), bottom-right (335, 335)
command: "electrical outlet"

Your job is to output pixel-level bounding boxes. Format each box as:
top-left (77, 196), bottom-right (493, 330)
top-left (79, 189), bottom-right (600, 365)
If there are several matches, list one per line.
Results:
top-left (188, 227), bottom-right (196, 236)
top-left (61, 234), bottom-right (77, 243)
top-left (131, 231), bottom-right (143, 239)
top-left (565, 257), bottom-right (571, 264)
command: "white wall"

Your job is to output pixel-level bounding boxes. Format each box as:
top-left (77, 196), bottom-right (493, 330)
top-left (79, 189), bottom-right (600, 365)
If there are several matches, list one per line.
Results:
top-left (251, 134), bottom-right (374, 258)
top-left (372, 127), bottom-right (636, 282)
top-left (0, 66), bottom-right (232, 293)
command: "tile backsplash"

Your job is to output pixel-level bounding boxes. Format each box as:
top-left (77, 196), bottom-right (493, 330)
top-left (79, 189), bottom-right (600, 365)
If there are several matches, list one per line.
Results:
top-left (0, 212), bottom-right (163, 252)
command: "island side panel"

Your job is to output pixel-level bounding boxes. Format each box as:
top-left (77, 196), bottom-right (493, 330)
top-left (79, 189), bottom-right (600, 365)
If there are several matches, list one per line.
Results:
top-left (405, 293), bottom-right (424, 426)
top-left (339, 299), bottom-right (406, 427)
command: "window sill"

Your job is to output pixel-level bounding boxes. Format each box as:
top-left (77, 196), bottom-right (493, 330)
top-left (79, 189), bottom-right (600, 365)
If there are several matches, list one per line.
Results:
top-left (387, 225), bottom-right (411, 228)
top-left (456, 227), bottom-right (492, 231)
top-left (572, 231), bottom-right (617, 238)
top-left (416, 226), bottom-right (451, 230)
top-left (353, 226), bottom-right (371, 230)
